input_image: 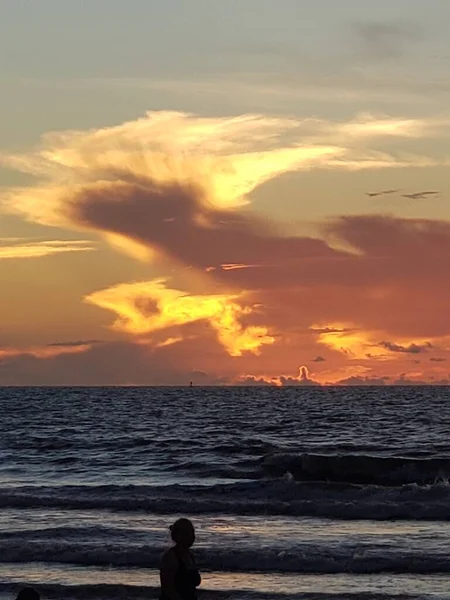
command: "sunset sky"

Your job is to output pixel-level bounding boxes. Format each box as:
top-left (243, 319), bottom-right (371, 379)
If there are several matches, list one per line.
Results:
top-left (1, 0), bottom-right (450, 385)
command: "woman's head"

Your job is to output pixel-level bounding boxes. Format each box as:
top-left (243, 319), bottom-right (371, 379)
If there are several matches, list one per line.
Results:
top-left (16, 588), bottom-right (40, 600)
top-left (169, 518), bottom-right (195, 548)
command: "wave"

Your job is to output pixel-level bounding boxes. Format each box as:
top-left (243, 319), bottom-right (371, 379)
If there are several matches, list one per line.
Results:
top-left (261, 452), bottom-right (450, 486)
top-left (102, 451), bottom-right (450, 485)
top-left (0, 583), bottom-right (424, 600)
top-left (1, 540), bottom-right (450, 574)
top-left (164, 458), bottom-right (263, 480)
top-left (8, 434), bottom-right (276, 455)
top-left (1, 479), bottom-right (450, 520)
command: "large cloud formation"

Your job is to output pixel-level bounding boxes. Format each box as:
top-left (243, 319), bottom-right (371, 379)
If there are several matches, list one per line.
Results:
top-left (1, 110), bottom-right (450, 384)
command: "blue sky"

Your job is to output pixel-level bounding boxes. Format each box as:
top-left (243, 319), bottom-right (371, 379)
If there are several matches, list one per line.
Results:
top-left (1, 1), bottom-right (450, 225)
top-left (0, 1), bottom-right (448, 174)
top-left (1, 1), bottom-right (449, 125)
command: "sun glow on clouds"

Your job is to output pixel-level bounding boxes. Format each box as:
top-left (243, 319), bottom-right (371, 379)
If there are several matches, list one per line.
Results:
top-left (1, 110), bottom-right (448, 381)
top-left (1, 111), bottom-right (437, 225)
top-left (313, 323), bottom-right (439, 361)
top-left (0, 344), bottom-right (93, 360)
top-left (84, 279), bottom-right (274, 357)
top-left (335, 114), bottom-right (427, 139)
top-left (103, 233), bottom-right (155, 262)
top-left (0, 238), bottom-right (94, 259)
top-left (313, 324), bottom-right (389, 359)
top-left (1, 111), bottom-right (342, 220)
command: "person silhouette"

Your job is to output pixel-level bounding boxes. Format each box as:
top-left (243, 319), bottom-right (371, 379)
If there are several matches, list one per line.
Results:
top-left (15, 588), bottom-right (40, 600)
top-left (160, 518), bottom-right (201, 600)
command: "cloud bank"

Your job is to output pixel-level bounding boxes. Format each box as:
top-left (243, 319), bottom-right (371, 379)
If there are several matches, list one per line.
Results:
top-left (1, 110), bottom-right (450, 383)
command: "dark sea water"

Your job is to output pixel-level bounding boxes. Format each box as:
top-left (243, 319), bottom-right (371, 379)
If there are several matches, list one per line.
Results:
top-left (1, 386), bottom-right (450, 600)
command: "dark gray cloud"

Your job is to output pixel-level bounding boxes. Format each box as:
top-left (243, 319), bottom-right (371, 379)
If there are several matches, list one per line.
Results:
top-left (238, 376), bottom-right (275, 387)
top-left (379, 341), bottom-right (432, 354)
top-left (310, 327), bottom-right (355, 335)
top-left (73, 183), bottom-right (450, 340)
top-left (402, 191), bottom-right (439, 200)
top-left (351, 20), bottom-right (421, 61)
top-left (366, 189), bottom-right (399, 198)
top-left (394, 374), bottom-right (450, 385)
top-left (334, 375), bottom-right (390, 386)
top-left (47, 340), bottom-right (104, 347)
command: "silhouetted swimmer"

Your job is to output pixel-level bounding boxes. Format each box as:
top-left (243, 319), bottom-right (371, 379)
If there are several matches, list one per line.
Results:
top-left (160, 518), bottom-right (201, 600)
top-left (16, 588), bottom-right (40, 600)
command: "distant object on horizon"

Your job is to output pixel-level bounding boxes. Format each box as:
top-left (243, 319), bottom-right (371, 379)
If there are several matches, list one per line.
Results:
top-left (366, 189), bottom-right (399, 198)
top-left (189, 381), bottom-right (193, 387)
top-left (402, 191), bottom-right (439, 200)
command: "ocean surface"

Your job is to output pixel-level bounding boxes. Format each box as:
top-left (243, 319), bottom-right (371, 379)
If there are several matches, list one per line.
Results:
top-left (1, 386), bottom-right (450, 600)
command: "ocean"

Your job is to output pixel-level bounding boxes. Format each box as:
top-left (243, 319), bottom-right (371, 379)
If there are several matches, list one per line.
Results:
top-left (1, 386), bottom-right (450, 600)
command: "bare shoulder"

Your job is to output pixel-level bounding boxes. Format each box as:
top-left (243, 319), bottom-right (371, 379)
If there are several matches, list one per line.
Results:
top-left (160, 547), bottom-right (178, 569)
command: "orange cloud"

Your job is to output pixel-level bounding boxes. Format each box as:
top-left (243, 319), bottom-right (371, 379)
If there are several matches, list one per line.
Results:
top-left (0, 342), bottom-right (95, 360)
top-left (312, 324), bottom-right (435, 361)
top-left (84, 279), bottom-right (274, 357)
top-left (0, 333), bottom-right (448, 386)
top-left (2, 110), bottom-right (450, 384)
top-left (0, 238), bottom-right (95, 259)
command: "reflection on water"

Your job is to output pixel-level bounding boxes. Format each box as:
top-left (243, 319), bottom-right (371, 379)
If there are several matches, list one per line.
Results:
top-left (1, 563), bottom-right (450, 598)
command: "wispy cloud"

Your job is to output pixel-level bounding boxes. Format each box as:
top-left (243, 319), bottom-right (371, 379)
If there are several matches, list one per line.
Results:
top-left (62, 75), bottom-right (429, 107)
top-left (1, 110), bottom-right (445, 241)
top-left (0, 342), bottom-right (95, 360)
top-left (0, 238), bottom-right (95, 259)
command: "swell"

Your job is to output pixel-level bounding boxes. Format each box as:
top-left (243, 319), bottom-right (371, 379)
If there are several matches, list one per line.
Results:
top-left (9, 451), bottom-right (449, 488)
top-left (1, 541), bottom-right (450, 574)
top-left (1, 480), bottom-right (450, 520)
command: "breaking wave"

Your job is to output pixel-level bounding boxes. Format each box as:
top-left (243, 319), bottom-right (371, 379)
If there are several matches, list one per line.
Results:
top-left (261, 452), bottom-right (450, 486)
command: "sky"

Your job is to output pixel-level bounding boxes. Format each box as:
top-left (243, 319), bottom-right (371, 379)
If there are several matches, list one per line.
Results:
top-left (1, 0), bottom-right (450, 385)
